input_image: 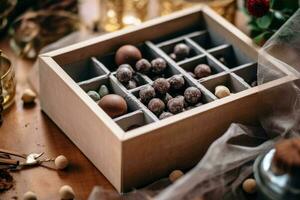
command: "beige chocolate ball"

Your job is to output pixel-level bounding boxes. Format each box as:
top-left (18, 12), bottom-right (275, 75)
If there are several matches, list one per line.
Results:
top-left (59, 185), bottom-right (75, 200)
top-left (169, 170), bottom-right (184, 183)
top-left (23, 191), bottom-right (37, 200)
top-left (215, 85), bottom-right (230, 99)
top-left (55, 155), bottom-right (69, 170)
top-left (242, 178), bottom-right (256, 194)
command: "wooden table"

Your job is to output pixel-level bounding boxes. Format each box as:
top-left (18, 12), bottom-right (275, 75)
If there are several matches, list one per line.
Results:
top-left (0, 38), bottom-right (115, 200)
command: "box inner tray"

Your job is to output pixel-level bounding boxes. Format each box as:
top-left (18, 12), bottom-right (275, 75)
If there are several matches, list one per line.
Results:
top-left (61, 26), bottom-right (261, 132)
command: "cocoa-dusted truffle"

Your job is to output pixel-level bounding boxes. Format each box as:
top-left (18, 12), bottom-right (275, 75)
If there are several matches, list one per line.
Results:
top-left (126, 79), bottom-right (137, 90)
top-left (159, 112), bottom-right (173, 120)
top-left (118, 63), bottom-right (135, 73)
top-left (153, 78), bottom-right (170, 95)
top-left (194, 64), bottom-right (212, 79)
top-left (174, 43), bottom-right (190, 60)
top-left (184, 87), bottom-right (201, 105)
top-left (148, 98), bottom-right (165, 116)
top-left (169, 75), bottom-right (185, 90)
top-left (151, 58), bottom-right (167, 74)
top-left (116, 64), bottom-right (133, 83)
top-left (139, 85), bottom-right (155, 104)
top-left (115, 45), bottom-right (142, 65)
top-left (162, 93), bottom-right (173, 104)
top-left (167, 97), bottom-right (184, 114)
top-left (135, 59), bottom-right (151, 73)
top-left (176, 95), bottom-right (188, 108)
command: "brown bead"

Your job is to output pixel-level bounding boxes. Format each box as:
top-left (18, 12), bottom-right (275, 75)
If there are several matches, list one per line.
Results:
top-left (153, 78), bottom-right (170, 95)
top-left (98, 94), bottom-right (128, 118)
top-left (184, 87), bottom-right (201, 105)
top-left (115, 45), bottom-right (142, 66)
top-left (194, 64), bottom-right (212, 79)
top-left (148, 98), bottom-right (165, 116)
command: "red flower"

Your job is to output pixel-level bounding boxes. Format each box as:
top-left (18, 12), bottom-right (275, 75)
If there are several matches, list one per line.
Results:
top-left (247, 0), bottom-right (270, 17)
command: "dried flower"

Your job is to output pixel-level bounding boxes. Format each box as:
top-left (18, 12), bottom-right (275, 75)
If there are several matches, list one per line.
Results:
top-left (247, 0), bottom-right (270, 18)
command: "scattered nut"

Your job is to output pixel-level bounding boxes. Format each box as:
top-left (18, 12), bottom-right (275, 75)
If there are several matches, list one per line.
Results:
top-left (98, 85), bottom-right (109, 98)
top-left (55, 155), bottom-right (69, 170)
top-left (59, 185), bottom-right (75, 200)
top-left (22, 89), bottom-right (36, 104)
top-left (215, 85), bottom-right (230, 99)
top-left (87, 91), bottom-right (100, 101)
top-left (23, 191), bottom-right (37, 200)
top-left (242, 178), bottom-right (256, 194)
top-left (169, 170), bottom-right (184, 183)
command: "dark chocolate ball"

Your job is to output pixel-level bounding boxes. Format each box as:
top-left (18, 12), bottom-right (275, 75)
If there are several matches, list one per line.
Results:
top-left (174, 43), bottom-right (190, 60)
top-left (176, 95), bottom-right (188, 108)
top-left (167, 97), bottom-right (184, 114)
top-left (162, 93), bottom-right (173, 104)
top-left (115, 45), bottom-right (142, 66)
top-left (116, 65), bottom-right (133, 83)
top-left (148, 98), bottom-right (165, 116)
top-left (118, 63), bottom-right (135, 73)
top-left (139, 85), bottom-right (156, 104)
top-left (194, 64), bottom-right (212, 79)
top-left (184, 87), bottom-right (201, 105)
top-left (151, 58), bottom-right (167, 74)
top-left (135, 59), bottom-right (151, 73)
top-left (126, 79), bottom-right (137, 90)
top-left (169, 75), bottom-right (185, 90)
top-left (153, 78), bottom-right (170, 95)
top-left (159, 112), bottom-right (174, 120)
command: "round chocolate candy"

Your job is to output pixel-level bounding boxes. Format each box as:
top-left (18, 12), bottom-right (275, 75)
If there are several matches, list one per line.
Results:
top-left (135, 58), bottom-right (151, 73)
top-left (153, 78), bottom-right (170, 95)
top-left (184, 87), bottom-right (201, 105)
top-left (151, 58), bottom-right (167, 74)
top-left (167, 97), bottom-right (184, 114)
top-left (159, 112), bottom-right (173, 120)
top-left (174, 43), bottom-right (190, 60)
top-left (148, 98), bottom-right (165, 116)
top-left (115, 45), bottom-right (142, 66)
top-left (116, 65), bottom-right (133, 83)
top-left (169, 75), bottom-right (185, 90)
top-left (194, 64), bottom-right (212, 79)
top-left (139, 85), bottom-right (156, 104)
top-left (98, 94), bottom-right (128, 118)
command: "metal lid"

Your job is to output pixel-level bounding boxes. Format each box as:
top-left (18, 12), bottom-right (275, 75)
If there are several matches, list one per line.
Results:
top-left (254, 149), bottom-right (300, 200)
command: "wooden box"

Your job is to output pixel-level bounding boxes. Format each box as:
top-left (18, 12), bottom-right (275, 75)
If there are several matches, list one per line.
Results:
top-left (39, 6), bottom-right (295, 192)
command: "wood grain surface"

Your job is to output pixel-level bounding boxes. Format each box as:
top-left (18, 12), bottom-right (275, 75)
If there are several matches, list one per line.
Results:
top-left (0, 38), bottom-right (115, 200)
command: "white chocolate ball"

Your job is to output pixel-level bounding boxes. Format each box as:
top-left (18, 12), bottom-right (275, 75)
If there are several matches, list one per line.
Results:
top-left (21, 89), bottom-right (37, 104)
top-left (55, 155), bottom-right (69, 170)
top-left (169, 170), bottom-right (184, 183)
top-left (23, 191), bottom-right (37, 200)
top-left (215, 85), bottom-right (230, 99)
top-left (242, 178), bottom-right (256, 194)
top-left (59, 185), bottom-right (75, 200)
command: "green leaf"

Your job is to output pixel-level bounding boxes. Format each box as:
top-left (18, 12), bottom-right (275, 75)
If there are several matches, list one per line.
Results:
top-left (253, 31), bottom-right (270, 45)
top-left (256, 14), bottom-right (273, 29)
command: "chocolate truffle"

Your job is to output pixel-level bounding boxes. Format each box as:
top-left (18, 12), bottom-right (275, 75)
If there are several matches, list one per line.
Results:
top-left (215, 85), bottom-right (230, 99)
top-left (176, 95), bottom-right (188, 108)
top-left (98, 94), bottom-right (128, 118)
top-left (169, 75), bottom-right (185, 90)
top-left (159, 112), bottom-right (174, 120)
top-left (115, 45), bottom-right (142, 66)
top-left (151, 58), bottom-right (167, 74)
top-left (194, 64), bottom-right (212, 79)
top-left (135, 59), bottom-right (151, 73)
top-left (169, 53), bottom-right (178, 61)
top-left (184, 87), bottom-right (201, 105)
top-left (116, 65), bottom-right (133, 83)
top-left (167, 97), bottom-right (184, 114)
top-left (174, 43), bottom-right (190, 60)
top-left (153, 78), bottom-right (170, 95)
top-left (139, 85), bottom-right (156, 104)
top-left (126, 79), bottom-right (137, 90)
top-left (118, 63), bottom-right (135, 73)
top-left (148, 98), bottom-right (165, 116)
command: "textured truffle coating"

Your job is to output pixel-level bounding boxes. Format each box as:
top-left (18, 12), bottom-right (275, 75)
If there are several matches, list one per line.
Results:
top-left (184, 87), bottom-right (201, 105)
top-left (116, 65), bottom-right (133, 83)
top-left (148, 98), bottom-right (165, 116)
top-left (194, 64), bottom-right (212, 79)
top-left (159, 112), bottom-right (173, 120)
top-left (151, 58), bottom-right (167, 74)
top-left (98, 94), bottom-right (128, 118)
top-left (162, 93), bottom-right (173, 104)
top-left (273, 138), bottom-right (300, 175)
top-left (167, 97), bottom-right (184, 114)
top-left (126, 79), bottom-right (137, 89)
top-left (135, 59), bottom-right (151, 73)
top-left (115, 45), bottom-right (142, 65)
top-left (169, 75), bottom-right (185, 90)
top-left (174, 43), bottom-right (190, 60)
top-left (153, 78), bottom-right (170, 95)
top-left (139, 85), bottom-right (156, 104)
